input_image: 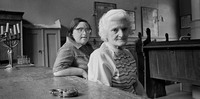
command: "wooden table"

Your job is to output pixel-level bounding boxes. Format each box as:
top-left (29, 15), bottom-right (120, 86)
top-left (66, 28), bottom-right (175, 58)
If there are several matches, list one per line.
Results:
top-left (0, 66), bottom-right (142, 99)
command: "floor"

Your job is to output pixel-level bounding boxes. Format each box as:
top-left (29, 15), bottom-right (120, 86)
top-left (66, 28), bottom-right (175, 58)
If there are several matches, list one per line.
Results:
top-left (158, 92), bottom-right (192, 99)
top-left (157, 83), bottom-right (193, 99)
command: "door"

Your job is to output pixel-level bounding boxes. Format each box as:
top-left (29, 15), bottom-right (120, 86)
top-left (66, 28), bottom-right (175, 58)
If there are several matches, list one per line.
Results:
top-left (44, 29), bottom-right (60, 68)
top-left (24, 29), bottom-right (45, 66)
top-left (24, 28), bottom-right (60, 67)
top-left (32, 29), bottom-right (45, 66)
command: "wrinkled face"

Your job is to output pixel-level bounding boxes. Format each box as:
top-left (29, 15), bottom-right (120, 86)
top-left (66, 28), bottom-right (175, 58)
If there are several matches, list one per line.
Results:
top-left (72, 22), bottom-right (91, 45)
top-left (106, 19), bottom-right (130, 48)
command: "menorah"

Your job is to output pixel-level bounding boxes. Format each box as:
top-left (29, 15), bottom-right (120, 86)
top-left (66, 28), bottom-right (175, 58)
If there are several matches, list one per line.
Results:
top-left (0, 23), bottom-right (21, 69)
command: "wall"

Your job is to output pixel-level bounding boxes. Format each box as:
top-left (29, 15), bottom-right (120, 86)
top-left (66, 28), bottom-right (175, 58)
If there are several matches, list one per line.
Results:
top-left (179, 0), bottom-right (191, 37)
top-left (0, 0), bottom-right (179, 42)
top-left (157, 0), bottom-right (179, 40)
top-left (190, 0), bottom-right (200, 39)
top-left (179, 0), bottom-right (200, 40)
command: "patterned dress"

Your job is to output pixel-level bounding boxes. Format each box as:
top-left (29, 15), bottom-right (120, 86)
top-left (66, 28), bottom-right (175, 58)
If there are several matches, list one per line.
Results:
top-left (112, 50), bottom-right (137, 93)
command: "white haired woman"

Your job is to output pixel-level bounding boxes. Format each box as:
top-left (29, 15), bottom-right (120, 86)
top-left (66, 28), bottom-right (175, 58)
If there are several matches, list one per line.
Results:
top-left (88, 9), bottom-right (148, 98)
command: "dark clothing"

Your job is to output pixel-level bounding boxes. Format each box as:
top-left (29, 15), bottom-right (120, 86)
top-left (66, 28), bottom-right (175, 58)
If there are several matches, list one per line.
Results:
top-left (53, 37), bottom-right (94, 73)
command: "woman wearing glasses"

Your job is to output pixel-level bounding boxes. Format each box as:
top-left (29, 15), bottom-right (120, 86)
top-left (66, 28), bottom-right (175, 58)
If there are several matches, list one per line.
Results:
top-left (53, 18), bottom-right (94, 79)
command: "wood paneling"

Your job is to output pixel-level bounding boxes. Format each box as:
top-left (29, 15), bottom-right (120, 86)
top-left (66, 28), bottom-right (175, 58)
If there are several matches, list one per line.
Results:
top-left (144, 40), bottom-right (200, 86)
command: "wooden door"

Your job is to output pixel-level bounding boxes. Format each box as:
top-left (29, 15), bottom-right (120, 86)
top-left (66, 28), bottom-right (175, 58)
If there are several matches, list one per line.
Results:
top-left (24, 28), bottom-right (60, 67)
top-left (23, 29), bottom-right (45, 66)
top-left (32, 29), bottom-right (45, 66)
top-left (44, 29), bottom-right (60, 68)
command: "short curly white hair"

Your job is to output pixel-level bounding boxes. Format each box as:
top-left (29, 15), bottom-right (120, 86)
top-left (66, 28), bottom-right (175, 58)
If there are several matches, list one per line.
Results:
top-left (98, 9), bottom-right (133, 42)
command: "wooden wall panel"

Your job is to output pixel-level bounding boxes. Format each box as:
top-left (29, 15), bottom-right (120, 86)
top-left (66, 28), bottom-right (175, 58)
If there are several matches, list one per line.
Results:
top-left (145, 40), bottom-right (200, 86)
top-left (192, 50), bottom-right (200, 81)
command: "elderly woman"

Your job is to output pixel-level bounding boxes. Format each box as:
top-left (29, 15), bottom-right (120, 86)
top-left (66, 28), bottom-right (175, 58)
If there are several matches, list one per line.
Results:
top-left (53, 18), bottom-right (94, 79)
top-left (88, 9), bottom-right (147, 97)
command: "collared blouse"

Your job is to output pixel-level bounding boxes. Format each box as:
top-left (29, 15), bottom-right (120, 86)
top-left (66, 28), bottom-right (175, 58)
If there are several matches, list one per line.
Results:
top-left (53, 37), bottom-right (94, 73)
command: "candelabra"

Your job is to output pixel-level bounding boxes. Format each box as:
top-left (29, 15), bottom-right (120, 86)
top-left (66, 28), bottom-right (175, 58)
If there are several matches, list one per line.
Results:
top-left (0, 23), bottom-right (20, 69)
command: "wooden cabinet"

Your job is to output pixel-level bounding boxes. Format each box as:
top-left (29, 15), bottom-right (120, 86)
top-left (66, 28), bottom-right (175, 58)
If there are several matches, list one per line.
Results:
top-left (0, 10), bottom-right (24, 64)
top-left (23, 20), bottom-right (61, 67)
top-left (144, 40), bottom-right (200, 86)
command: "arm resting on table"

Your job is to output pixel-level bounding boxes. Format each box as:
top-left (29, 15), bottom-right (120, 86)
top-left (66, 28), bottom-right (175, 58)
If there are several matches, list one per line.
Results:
top-left (53, 67), bottom-right (87, 79)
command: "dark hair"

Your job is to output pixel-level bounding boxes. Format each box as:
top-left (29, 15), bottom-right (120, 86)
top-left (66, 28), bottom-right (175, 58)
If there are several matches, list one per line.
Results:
top-left (68, 18), bottom-right (91, 39)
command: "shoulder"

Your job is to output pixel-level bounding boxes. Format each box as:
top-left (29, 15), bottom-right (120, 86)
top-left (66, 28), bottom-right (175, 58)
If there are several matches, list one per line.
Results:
top-left (60, 40), bottom-right (76, 50)
top-left (57, 41), bottom-right (77, 56)
top-left (88, 43), bottom-right (116, 76)
top-left (91, 43), bottom-right (111, 57)
top-left (63, 40), bottom-right (74, 48)
top-left (123, 48), bottom-right (137, 60)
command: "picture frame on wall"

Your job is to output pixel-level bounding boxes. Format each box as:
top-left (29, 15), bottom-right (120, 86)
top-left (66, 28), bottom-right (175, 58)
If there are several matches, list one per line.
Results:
top-left (126, 10), bottom-right (136, 31)
top-left (94, 2), bottom-right (117, 37)
top-left (125, 10), bottom-right (136, 37)
top-left (181, 14), bottom-right (191, 29)
top-left (141, 7), bottom-right (159, 37)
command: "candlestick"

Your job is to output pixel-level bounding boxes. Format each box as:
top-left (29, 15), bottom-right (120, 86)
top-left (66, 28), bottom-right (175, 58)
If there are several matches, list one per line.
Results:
top-left (10, 28), bottom-right (12, 34)
top-left (1, 26), bottom-right (3, 35)
top-left (0, 23), bottom-right (20, 69)
top-left (13, 25), bottom-right (16, 35)
top-left (16, 23), bottom-right (20, 33)
top-left (5, 23), bottom-right (9, 32)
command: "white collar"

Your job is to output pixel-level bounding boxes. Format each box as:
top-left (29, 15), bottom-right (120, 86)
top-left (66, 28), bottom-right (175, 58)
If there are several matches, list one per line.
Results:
top-left (104, 42), bottom-right (124, 56)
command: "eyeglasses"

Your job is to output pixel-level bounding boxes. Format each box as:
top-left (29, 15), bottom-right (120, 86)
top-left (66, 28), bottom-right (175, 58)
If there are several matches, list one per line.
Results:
top-left (74, 28), bottom-right (91, 33)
